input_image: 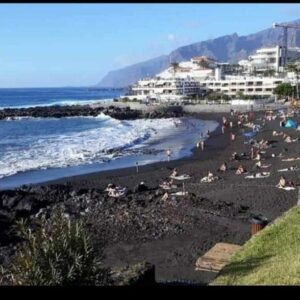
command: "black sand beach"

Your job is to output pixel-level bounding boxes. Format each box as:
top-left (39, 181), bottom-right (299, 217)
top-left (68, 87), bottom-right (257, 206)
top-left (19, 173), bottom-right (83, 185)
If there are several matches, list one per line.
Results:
top-left (1, 109), bottom-right (299, 285)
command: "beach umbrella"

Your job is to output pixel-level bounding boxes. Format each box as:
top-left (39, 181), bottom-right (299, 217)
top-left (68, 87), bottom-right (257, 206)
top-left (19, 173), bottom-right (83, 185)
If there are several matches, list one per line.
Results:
top-left (285, 119), bottom-right (298, 128)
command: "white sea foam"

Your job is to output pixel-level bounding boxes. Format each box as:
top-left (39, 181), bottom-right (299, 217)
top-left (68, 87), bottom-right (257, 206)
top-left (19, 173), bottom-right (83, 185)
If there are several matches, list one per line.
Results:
top-left (0, 115), bottom-right (190, 179)
top-left (0, 98), bottom-right (114, 110)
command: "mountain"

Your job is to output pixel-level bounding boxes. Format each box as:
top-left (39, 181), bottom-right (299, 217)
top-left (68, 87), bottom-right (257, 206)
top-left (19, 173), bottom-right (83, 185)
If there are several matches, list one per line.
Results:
top-left (97, 19), bottom-right (300, 88)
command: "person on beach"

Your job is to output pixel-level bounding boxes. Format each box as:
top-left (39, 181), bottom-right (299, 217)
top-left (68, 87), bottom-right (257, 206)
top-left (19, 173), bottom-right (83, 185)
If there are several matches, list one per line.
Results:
top-left (218, 162), bottom-right (227, 172)
top-left (231, 152), bottom-right (240, 161)
top-left (236, 165), bottom-right (246, 175)
top-left (254, 160), bottom-right (262, 169)
top-left (207, 130), bottom-right (210, 137)
top-left (222, 125), bottom-right (225, 134)
top-left (166, 149), bottom-right (172, 162)
top-left (208, 170), bottom-right (214, 180)
top-left (200, 140), bottom-right (204, 151)
top-left (171, 168), bottom-right (178, 178)
top-left (276, 176), bottom-right (287, 188)
top-left (250, 147), bottom-right (255, 160)
top-left (161, 192), bottom-right (169, 202)
top-left (231, 133), bottom-right (236, 141)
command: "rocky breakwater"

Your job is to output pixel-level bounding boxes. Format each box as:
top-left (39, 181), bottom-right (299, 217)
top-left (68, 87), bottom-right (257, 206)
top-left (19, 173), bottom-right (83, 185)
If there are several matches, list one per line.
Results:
top-left (0, 104), bottom-right (184, 120)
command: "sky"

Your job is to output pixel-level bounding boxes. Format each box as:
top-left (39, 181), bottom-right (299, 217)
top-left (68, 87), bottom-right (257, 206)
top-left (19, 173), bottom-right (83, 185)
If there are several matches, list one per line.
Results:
top-left (0, 3), bottom-right (300, 88)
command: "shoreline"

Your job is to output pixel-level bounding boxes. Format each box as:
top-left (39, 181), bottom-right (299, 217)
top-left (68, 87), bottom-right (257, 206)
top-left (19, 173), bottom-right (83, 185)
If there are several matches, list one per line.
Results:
top-left (37, 112), bottom-right (226, 189)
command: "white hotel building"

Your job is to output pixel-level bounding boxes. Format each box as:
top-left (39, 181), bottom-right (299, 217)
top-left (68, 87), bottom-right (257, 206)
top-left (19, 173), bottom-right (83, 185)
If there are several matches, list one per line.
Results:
top-left (128, 47), bottom-right (300, 101)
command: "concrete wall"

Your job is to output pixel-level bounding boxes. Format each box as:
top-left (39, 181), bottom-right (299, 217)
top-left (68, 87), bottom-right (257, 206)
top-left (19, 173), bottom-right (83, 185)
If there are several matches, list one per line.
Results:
top-left (93, 100), bottom-right (287, 114)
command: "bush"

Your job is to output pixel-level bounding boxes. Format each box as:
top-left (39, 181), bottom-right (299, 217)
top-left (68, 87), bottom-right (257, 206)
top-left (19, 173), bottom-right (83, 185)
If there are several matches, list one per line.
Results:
top-left (0, 207), bottom-right (110, 286)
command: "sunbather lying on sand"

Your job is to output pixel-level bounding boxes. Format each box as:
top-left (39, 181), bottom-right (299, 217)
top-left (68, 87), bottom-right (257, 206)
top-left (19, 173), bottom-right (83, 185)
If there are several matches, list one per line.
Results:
top-left (108, 188), bottom-right (127, 198)
top-left (278, 166), bottom-right (299, 172)
top-left (236, 165), bottom-right (247, 175)
top-left (273, 131), bottom-right (284, 136)
top-left (282, 157), bottom-right (300, 162)
top-left (106, 184), bottom-right (128, 198)
top-left (245, 172), bottom-right (270, 179)
top-left (276, 175), bottom-right (295, 188)
top-left (218, 162), bottom-right (227, 172)
top-left (201, 171), bottom-right (219, 183)
top-left (159, 179), bottom-right (177, 190)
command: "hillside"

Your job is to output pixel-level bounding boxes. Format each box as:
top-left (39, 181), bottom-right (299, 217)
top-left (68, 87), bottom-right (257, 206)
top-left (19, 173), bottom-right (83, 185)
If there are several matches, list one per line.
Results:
top-left (97, 19), bottom-right (300, 88)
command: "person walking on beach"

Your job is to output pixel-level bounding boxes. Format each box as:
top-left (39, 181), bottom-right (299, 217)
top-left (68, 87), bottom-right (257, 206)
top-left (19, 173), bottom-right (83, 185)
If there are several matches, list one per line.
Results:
top-left (222, 125), bottom-right (225, 134)
top-left (250, 147), bottom-right (255, 160)
top-left (200, 140), bottom-right (205, 150)
top-left (166, 149), bottom-right (172, 162)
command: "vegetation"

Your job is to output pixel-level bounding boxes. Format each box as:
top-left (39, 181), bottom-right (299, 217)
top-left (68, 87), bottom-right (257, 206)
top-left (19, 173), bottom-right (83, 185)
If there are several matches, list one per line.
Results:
top-left (273, 83), bottom-right (294, 98)
top-left (196, 60), bottom-right (210, 69)
top-left (287, 61), bottom-right (300, 99)
top-left (213, 205), bottom-right (300, 285)
top-left (235, 91), bottom-right (250, 100)
top-left (0, 207), bottom-right (110, 286)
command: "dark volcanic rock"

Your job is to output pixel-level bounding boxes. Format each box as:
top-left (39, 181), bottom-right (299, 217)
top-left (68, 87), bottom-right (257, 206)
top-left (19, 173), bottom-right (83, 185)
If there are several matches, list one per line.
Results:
top-left (0, 104), bottom-right (182, 121)
top-left (110, 262), bottom-right (156, 286)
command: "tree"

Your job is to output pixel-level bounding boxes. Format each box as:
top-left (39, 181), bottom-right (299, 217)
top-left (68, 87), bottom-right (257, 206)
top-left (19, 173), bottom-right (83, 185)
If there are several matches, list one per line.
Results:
top-left (170, 62), bottom-right (179, 76)
top-left (287, 61), bottom-right (300, 99)
top-left (197, 60), bottom-right (210, 69)
top-left (273, 83), bottom-right (294, 99)
top-left (0, 207), bottom-right (110, 286)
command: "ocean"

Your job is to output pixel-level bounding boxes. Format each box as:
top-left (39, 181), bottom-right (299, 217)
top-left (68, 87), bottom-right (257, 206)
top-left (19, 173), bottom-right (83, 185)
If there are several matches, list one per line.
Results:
top-left (0, 87), bottom-right (218, 189)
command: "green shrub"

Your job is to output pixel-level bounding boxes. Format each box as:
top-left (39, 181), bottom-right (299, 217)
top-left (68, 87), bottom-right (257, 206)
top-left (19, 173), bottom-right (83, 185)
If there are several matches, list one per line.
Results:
top-left (0, 207), bottom-right (110, 286)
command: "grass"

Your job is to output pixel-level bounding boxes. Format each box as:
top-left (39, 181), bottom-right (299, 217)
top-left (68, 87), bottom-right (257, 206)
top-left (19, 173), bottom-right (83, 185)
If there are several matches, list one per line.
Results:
top-left (212, 205), bottom-right (300, 285)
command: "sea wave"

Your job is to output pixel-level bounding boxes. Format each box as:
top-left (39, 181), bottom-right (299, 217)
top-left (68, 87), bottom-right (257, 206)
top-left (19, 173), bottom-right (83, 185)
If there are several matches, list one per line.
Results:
top-left (0, 98), bottom-right (114, 110)
top-left (0, 115), bottom-right (184, 179)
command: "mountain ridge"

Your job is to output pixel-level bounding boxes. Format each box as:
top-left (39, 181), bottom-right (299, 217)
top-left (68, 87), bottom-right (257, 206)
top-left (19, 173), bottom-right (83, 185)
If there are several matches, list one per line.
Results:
top-left (97, 18), bottom-right (300, 88)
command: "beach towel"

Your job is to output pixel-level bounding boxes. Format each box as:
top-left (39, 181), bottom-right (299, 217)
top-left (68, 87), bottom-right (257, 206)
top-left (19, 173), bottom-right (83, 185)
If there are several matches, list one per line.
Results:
top-left (260, 164), bottom-right (271, 169)
top-left (170, 174), bottom-right (191, 180)
top-left (171, 191), bottom-right (188, 196)
top-left (159, 184), bottom-right (178, 190)
top-left (277, 186), bottom-right (296, 191)
top-left (277, 167), bottom-right (299, 172)
top-left (245, 172), bottom-right (270, 179)
top-left (282, 158), bottom-right (300, 162)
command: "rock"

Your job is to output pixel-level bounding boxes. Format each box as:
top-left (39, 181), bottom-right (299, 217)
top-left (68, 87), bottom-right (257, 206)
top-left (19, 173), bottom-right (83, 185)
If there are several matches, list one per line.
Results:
top-left (110, 262), bottom-right (156, 286)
